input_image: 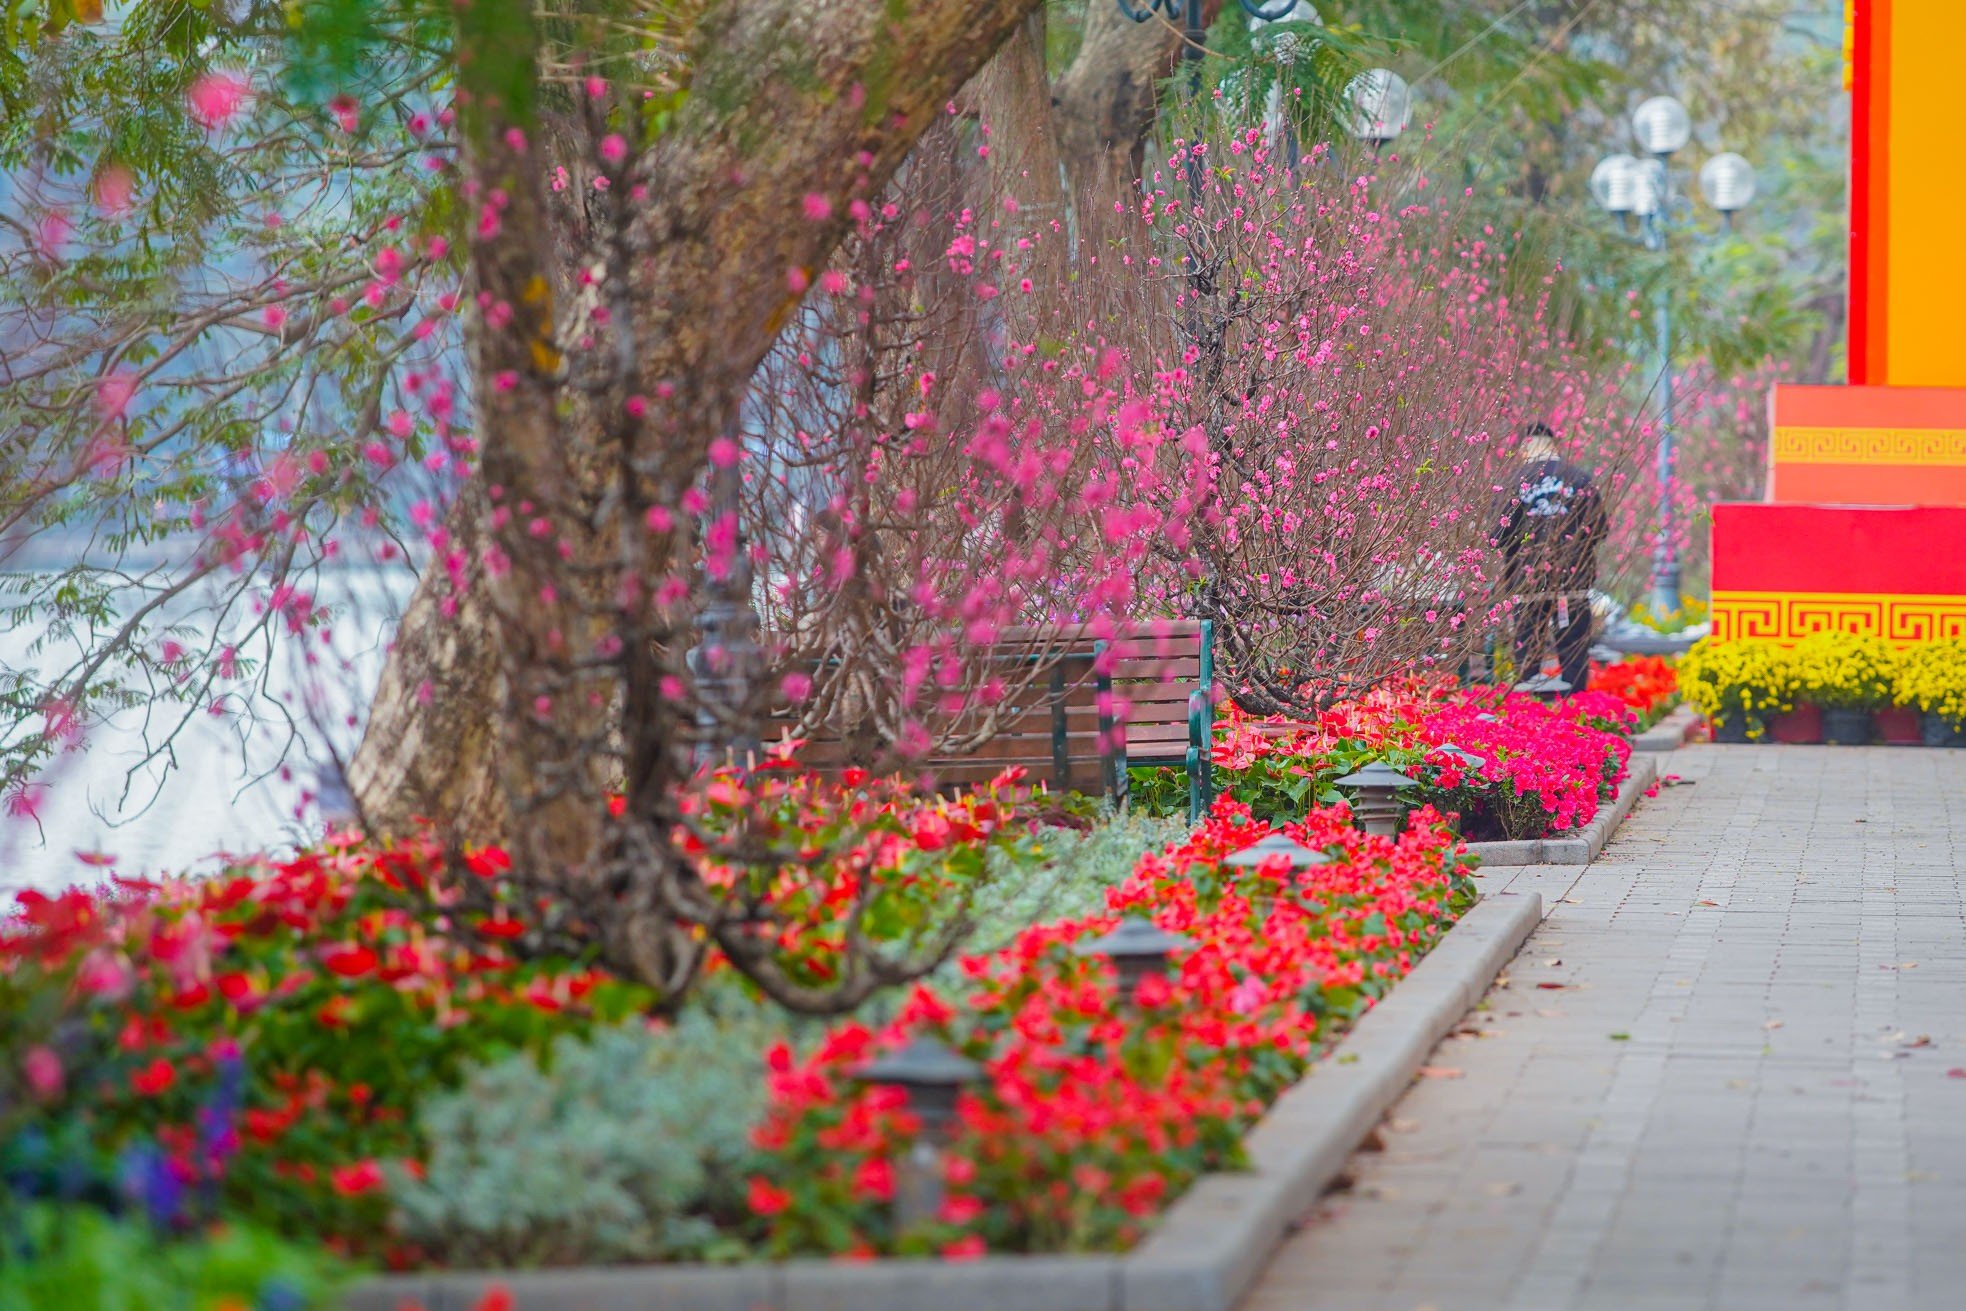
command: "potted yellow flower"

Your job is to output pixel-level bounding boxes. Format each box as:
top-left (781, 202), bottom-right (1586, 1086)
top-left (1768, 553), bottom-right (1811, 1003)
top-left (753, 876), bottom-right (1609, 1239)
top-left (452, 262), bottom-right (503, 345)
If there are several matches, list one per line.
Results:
top-left (1678, 638), bottom-right (1798, 743)
top-left (1898, 637), bottom-right (1966, 747)
top-left (1791, 630), bottom-right (1896, 746)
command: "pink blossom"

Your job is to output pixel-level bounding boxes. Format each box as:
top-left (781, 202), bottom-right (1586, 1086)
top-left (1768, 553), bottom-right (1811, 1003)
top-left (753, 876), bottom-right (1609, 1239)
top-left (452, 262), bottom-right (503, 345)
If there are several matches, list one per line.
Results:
top-left (94, 165), bottom-right (135, 216)
top-left (187, 72), bottom-right (249, 129)
top-left (22, 1046), bottom-right (64, 1100)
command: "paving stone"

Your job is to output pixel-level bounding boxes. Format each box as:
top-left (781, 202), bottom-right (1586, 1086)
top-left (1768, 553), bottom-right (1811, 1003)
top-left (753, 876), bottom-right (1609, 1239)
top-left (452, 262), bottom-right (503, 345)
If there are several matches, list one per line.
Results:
top-left (1237, 743), bottom-right (1966, 1310)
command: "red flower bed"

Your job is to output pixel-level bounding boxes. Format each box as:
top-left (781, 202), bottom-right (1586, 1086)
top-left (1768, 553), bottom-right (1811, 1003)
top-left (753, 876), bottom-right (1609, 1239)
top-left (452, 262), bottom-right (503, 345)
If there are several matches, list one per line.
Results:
top-left (1, 836), bottom-right (655, 1260)
top-left (747, 802), bottom-right (1474, 1256)
top-left (1170, 678), bottom-right (1632, 840)
top-left (2, 770), bottom-right (1051, 1263)
top-left (1586, 655), bottom-right (1679, 725)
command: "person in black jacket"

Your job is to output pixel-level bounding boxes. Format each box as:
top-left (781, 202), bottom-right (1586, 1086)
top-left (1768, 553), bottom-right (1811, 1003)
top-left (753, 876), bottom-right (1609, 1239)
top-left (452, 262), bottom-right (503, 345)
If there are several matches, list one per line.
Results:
top-left (1493, 423), bottom-right (1608, 692)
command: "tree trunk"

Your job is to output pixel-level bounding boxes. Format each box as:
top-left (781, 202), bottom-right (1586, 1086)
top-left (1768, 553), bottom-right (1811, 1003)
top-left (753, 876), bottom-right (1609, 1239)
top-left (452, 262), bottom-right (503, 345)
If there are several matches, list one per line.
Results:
top-left (352, 0), bottom-right (1049, 845)
top-left (1051, 0), bottom-right (1207, 203)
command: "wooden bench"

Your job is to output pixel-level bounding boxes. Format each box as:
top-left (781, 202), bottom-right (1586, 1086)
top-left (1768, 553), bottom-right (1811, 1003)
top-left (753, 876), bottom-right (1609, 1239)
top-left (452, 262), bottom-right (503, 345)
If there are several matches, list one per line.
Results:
top-left (771, 641), bottom-right (1119, 799)
top-left (772, 620), bottom-right (1217, 820)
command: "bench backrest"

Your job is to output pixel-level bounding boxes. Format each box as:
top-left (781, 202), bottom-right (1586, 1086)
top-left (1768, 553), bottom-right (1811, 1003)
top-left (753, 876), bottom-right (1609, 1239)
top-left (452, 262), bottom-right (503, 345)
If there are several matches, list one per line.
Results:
top-left (769, 618), bottom-right (1214, 817)
top-left (1100, 618), bottom-right (1213, 765)
top-left (771, 646), bottom-right (1114, 796)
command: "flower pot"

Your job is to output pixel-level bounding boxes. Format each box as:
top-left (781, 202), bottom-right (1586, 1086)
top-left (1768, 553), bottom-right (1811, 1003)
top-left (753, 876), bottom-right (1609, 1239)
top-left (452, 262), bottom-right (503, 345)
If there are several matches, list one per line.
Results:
top-left (1768, 703), bottom-right (1823, 745)
top-left (1922, 712), bottom-right (1966, 748)
top-left (1711, 716), bottom-right (1752, 744)
top-left (1875, 705), bottom-right (1923, 745)
top-left (1822, 706), bottom-right (1873, 746)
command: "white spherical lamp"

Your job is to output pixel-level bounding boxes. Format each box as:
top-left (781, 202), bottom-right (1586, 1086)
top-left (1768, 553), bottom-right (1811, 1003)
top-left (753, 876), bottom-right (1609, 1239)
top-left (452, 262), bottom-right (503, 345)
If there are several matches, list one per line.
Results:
top-left (1631, 95), bottom-right (1692, 157)
top-left (1698, 152), bottom-right (1757, 212)
top-left (1344, 68), bottom-right (1413, 145)
top-left (1589, 154), bottom-right (1640, 214)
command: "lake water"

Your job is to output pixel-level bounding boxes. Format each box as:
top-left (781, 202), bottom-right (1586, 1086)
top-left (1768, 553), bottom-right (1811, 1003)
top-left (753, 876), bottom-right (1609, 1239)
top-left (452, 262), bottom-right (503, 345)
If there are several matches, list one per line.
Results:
top-left (1, 566), bottom-right (415, 901)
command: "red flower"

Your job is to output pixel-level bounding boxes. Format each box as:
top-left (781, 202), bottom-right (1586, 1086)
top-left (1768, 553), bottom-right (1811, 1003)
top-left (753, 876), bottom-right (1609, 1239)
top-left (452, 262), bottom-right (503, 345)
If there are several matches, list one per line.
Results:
top-left (170, 981), bottom-right (212, 1009)
top-left (215, 971), bottom-right (260, 1006)
top-left (850, 1155), bottom-right (895, 1203)
top-left (941, 1234), bottom-right (987, 1261)
top-left (475, 916), bottom-right (525, 940)
top-left (938, 1194), bottom-right (986, 1225)
top-left (130, 1057), bottom-right (176, 1097)
top-left (319, 944), bottom-right (378, 978)
top-left (329, 1159), bottom-right (386, 1196)
top-left (463, 847), bottom-right (512, 878)
top-left (748, 1176), bottom-right (792, 1217)
top-left (474, 1287), bottom-right (513, 1311)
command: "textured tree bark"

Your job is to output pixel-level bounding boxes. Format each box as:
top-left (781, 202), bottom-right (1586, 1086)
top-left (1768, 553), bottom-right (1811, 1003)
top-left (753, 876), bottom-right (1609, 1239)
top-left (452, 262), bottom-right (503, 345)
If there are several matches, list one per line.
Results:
top-left (347, 491), bottom-right (507, 837)
top-left (1051, 0), bottom-right (1213, 202)
top-left (351, 0), bottom-right (1048, 845)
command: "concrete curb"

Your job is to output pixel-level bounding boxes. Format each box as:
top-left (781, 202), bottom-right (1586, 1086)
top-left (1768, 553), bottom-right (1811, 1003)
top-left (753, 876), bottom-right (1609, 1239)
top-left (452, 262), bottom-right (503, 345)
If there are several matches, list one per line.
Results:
top-left (342, 896), bottom-right (1542, 1311)
top-left (1628, 703), bottom-right (1696, 753)
top-left (1463, 754), bottom-right (1657, 867)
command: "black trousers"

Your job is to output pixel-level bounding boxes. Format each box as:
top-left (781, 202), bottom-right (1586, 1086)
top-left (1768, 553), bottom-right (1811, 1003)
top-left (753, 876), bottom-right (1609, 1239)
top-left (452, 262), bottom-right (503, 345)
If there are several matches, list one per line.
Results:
top-left (1513, 594), bottom-right (1593, 692)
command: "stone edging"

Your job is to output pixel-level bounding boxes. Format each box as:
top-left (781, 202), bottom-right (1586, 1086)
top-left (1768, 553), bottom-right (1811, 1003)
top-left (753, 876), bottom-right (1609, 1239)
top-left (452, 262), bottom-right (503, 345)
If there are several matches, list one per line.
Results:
top-left (342, 895), bottom-right (1542, 1311)
top-left (1628, 703), bottom-right (1696, 753)
top-left (1462, 753), bottom-right (1658, 867)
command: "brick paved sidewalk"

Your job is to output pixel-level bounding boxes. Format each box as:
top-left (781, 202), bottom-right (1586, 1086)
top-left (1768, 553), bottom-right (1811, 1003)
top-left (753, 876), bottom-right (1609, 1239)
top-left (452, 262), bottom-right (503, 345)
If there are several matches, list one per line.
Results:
top-left (1243, 744), bottom-right (1966, 1311)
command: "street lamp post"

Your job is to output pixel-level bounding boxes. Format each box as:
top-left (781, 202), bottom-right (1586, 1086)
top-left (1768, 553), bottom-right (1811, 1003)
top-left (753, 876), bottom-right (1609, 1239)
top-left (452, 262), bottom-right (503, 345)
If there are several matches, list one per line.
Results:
top-left (1589, 97), bottom-right (1756, 620)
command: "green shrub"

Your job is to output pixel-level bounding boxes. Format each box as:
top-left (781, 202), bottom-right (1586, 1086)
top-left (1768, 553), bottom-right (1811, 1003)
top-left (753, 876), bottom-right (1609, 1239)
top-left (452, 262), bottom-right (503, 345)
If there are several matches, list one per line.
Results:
top-left (959, 810), bottom-right (1191, 955)
top-left (388, 999), bottom-right (780, 1267)
top-left (0, 1203), bottom-right (345, 1311)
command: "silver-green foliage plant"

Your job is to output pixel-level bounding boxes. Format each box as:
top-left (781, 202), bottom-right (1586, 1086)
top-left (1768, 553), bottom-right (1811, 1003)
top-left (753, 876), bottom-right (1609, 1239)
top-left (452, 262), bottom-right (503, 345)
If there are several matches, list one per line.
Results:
top-left (389, 1002), bottom-right (777, 1266)
top-left (961, 809), bottom-right (1190, 954)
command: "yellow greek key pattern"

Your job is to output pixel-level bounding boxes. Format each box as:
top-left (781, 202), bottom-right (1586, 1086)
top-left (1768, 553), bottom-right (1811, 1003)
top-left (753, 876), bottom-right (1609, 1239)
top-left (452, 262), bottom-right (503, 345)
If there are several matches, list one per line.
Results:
top-left (1712, 591), bottom-right (1966, 644)
top-left (1772, 426), bottom-right (1966, 466)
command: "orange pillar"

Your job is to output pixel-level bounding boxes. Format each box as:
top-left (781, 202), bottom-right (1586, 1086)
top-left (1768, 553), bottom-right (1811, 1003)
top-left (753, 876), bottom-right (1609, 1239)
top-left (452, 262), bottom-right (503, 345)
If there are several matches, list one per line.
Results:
top-left (1849, 0), bottom-right (1966, 387)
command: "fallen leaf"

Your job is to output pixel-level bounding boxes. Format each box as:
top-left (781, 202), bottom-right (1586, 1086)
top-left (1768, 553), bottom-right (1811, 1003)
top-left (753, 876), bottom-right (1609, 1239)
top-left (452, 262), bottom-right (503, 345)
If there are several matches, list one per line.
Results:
top-left (1337, 1052), bottom-right (1360, 1065)
top-left (1543, 958), bottom-right (1563, 967)
top-left (1535, 982), bottom-right (1568, 991)
top-left (1483, 1181), bottom-right (1521, 1198)
top-left (1416, 1066), bottom-right (1464, 1080)
top-left (1609, 1032), bottom-right (1631, 1041)
top-left (1948, 1069), bottom-right (1966, 1080)
top-left (1696, 899), bottom-right (1718, 907)
top-left (1905, 1035), bottom-right (1933, 1049)
top-left (1902, 961), bottom-right (1920, 970)
top-left (1764, 1019), bottom-right (1784, 1031)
